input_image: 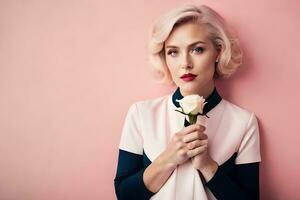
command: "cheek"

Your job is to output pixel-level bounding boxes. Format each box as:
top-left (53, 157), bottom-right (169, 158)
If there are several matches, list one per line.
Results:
top-left (195, 56), bottom-right (215, 71)
top-left (168, 67), bottom-right (177, 80)
top-left (166, 57), bottom-right (175, 67)
top-left (166, 59), bottom-right (178, 75)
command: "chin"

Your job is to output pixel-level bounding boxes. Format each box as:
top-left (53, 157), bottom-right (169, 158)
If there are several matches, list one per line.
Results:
top-left (179, 84), bottom-right (199, 96)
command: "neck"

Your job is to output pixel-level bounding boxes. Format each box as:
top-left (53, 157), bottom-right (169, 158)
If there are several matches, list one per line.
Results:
top-left (180, 81), bottom-right (215, 99)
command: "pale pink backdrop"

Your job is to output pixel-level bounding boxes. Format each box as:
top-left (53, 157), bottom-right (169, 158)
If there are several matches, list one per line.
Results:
top-left (0, 0), bottom-right (299, 199)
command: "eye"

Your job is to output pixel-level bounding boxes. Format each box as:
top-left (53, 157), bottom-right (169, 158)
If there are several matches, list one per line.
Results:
top-left (167, 50), bottom-right (178, 57)
top-left (192, 47), bottom-right (204, 54)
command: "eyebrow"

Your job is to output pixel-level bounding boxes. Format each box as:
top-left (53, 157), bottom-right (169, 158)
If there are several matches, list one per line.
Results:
top-left (165, 40), bottom-right (206, 49)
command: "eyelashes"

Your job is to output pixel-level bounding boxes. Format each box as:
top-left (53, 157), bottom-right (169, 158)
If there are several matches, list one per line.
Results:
top-left (167, 47), bottom-right (205, 56)
top-left (193, 47), bottom-right (204, 53)
top-left (167, 50), bottom-right (177, 56)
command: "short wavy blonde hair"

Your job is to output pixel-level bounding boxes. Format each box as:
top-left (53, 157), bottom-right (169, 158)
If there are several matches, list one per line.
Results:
top-left (147, 4), bottom-right (243, 85)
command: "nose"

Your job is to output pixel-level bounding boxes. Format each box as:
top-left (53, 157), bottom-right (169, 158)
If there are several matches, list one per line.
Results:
top-left (180, 52), bottom-right (193, 69)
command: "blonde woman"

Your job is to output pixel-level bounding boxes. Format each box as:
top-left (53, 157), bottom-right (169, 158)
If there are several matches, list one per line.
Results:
top-left (114, 3), bottom-right (261, 200)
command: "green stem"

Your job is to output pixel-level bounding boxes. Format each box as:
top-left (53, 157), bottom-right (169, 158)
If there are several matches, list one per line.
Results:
top-left (175, 109), bottom-right (187, 115)
top-left (188, 115), bottom-right (197, 124)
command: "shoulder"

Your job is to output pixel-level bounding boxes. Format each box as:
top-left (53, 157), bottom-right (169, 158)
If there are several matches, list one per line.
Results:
top-left (221, 100), bottom-right (262, 164)
top-left (123, 94), bottom-right (171, 126)
top-left (221, 99), bottom-right (257, 126)
top-left (131, 94), bottom-right (170, 112)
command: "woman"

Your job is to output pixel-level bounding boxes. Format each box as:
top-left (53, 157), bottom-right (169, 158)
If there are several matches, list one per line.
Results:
top-left (114, 3), bottom-right (261, 200)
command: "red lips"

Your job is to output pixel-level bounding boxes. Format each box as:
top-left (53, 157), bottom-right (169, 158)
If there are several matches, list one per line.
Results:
top-left (180, 73), bottom-right (197, 78)
top-left (180, 73), bottom-right (197, 82)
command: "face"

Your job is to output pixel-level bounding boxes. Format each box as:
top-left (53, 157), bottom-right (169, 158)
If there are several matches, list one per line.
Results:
top-left (164, 22), bottom-right (220, 97)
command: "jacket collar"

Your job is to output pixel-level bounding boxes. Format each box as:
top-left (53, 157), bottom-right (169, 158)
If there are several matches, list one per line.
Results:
top-left (172, 87), bottom-right (222, 116)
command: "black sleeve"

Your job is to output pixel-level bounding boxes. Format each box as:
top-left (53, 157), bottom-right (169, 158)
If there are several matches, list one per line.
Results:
top-left (205, 162), bottom-right (260, 200)
top-left (114, 149), bottom-right (155, 200)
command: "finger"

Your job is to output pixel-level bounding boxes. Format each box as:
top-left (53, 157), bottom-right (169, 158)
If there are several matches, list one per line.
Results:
top-left (178, 147), bottom-right (189, 157)
top-left (183, 131), bottom-right (207, 143)
top-left (174, 140), bottom-right (187, 150)
top-left (187, 145), bottom-right (207, 158)
top-left (178, 124), bottom-right (206, 136)
top-left (187, 139), bottom-right (208, 150)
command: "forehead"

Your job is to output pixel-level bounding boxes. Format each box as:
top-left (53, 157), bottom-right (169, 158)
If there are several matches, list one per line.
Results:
top-left (165, 22), bottom-right (210, 46)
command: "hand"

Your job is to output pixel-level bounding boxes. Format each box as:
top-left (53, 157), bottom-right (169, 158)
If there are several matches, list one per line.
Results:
top-left (190, 131), bottom-right (214, 171)
top-left (158, 124), bottom-right (207, 169)
top-left (144, 124), bottom-right (215, 193)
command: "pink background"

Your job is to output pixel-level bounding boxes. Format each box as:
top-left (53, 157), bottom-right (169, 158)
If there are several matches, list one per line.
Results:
top-left (0, 0), bottom-right (299, 199)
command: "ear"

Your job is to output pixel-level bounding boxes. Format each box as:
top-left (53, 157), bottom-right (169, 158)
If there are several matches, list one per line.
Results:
top-left (215, 44), bottom-right (223, 60)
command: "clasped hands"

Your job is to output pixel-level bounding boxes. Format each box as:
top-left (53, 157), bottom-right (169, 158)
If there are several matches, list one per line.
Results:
top-left (159, 123), bottom-right (217, 173)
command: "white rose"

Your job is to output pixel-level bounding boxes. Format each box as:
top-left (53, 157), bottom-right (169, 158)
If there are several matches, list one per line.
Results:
top-left (176, 94), bottom-right (207, 115)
